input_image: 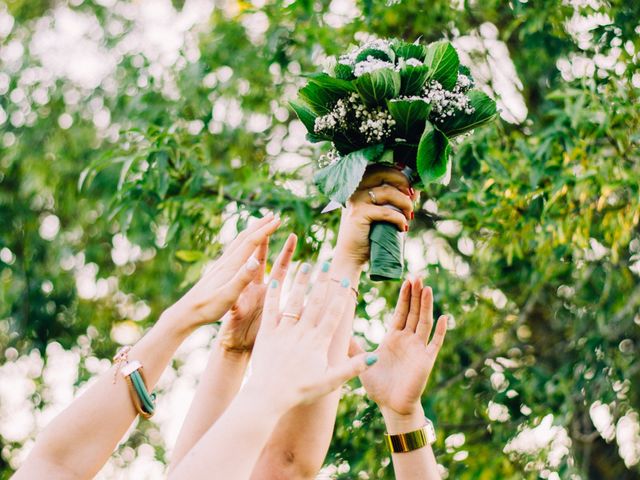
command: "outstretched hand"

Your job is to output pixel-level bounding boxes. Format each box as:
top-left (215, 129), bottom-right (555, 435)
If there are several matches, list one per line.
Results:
top-left (350, 277), bottom-right (447, 419)
top-left (166, 213), bottom-right (281, 330)
top-left (245, 262), bottom-right (376, 413)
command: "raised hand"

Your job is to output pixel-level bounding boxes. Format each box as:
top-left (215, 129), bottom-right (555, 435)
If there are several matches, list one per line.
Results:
top-left (350, 277), bottom-right (447, 422)
top-left (335, 165), bottom-right (415, 267)
top-left (166, 213), bottom-right (281, 330)
top-left (216, 233), bottom-right (297, 354)
top-left (245, 263), bottom-right (377, 412)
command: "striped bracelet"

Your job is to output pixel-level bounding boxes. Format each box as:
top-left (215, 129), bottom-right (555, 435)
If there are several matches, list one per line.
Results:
top-left (113, 347), bottom-right (156, 419)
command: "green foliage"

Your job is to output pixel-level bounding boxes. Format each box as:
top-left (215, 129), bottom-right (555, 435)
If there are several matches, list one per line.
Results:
top-left (2, 0), bottom-right (640, 478)
top-left (354, 68), bottom-right (402, 106)
top-left (314, 145), bottom-right (383, 205)
top-left (417, 122), bottom-right (450, 184)
top-left (424, 41), bottom-right (460, 90)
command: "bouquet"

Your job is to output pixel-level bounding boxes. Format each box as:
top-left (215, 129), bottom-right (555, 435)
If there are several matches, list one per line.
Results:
top-left (290, 38), bottom-right (497, 281)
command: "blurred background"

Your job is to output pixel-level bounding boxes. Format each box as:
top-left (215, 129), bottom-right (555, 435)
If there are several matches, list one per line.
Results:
top-left (1, 0), bottom-right (639, 478)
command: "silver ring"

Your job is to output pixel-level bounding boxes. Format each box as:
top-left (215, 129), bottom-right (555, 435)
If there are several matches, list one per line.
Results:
top-left (368, 190), bottom-right (378, 205)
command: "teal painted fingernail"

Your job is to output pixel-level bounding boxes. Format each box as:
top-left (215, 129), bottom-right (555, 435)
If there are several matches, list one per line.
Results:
top-left (270, 279), bottom-right (279, 289)
top-left (321, 261), bottom-right (330, 273)
top-left (301, 262), bottom-right (311, 274)
top-left (340, 277), bottom-right (350, 288)
top-left (365, 354), bottom-right (378, 366)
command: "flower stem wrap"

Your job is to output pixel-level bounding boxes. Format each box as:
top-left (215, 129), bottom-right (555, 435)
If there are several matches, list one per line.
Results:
top-left (369, 220), bottom-right (404, 281)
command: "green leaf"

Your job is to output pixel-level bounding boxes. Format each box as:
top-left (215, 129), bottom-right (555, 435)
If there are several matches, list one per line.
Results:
top-left (314, 145), bottom-right (384, 204)
top-left (437, 90), bottom-right (498, 137)
top-left (355, 47), bottom-right (394, 63)
top-left (416, 122), bottom-right (450, 184)
top-left (399, 64), bottom-right (430, 96)
top-left (176, 250), bottom-right (204, 262)
top-left (424, 41), bottom-right (459, 90)
top-left (299, 75), bottom-right (355, 115)
top-left (387, 98), bottom-right (432, 141)
top-left (393, 42), bottom-right (426, 61)
top-left (335, 63), bottom-right (355, 80)
top-left (354, 68), bottom-right (401, 106)
top-left (289, 99), bottom-right (317, 134)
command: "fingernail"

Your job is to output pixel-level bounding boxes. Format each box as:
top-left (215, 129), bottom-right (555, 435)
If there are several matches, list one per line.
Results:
top-left (301, 262), bottom-right (311, 274)
top-left (365, 354), bottom-right (378, 366)
top-left (410, 211), bottom-right (415, 220)
top-left (321, 261), bottom-right (330, 273)
top-left (340, 277), bottom-right (350, 288)
top-left (409, 187), bottom-right (415, 196)
top-left (246, 256), bottom-right (260, 271)
top-left (270, 279), bottom-right (279, 289)
top-left (404, 224), bottom-right (409, 232)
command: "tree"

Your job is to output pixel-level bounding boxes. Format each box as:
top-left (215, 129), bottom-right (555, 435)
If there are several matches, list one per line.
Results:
top-left (1, 0), bottom-right (639, 478)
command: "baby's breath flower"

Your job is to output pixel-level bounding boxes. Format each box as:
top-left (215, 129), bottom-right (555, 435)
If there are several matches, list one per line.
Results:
top-left (339, 39), bottom-right (395, 67)
top-left (314, 92), bottom-right (396, 144)
top-left (354, 56), bottom-right (395, 77)
top-left (422, 80), bottom-right (475, 120)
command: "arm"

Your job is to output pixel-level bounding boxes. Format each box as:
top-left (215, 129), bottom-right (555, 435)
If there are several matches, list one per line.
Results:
top-left (170, 261), bottom-right (374, 480)
top-left (350, 277), bottom-right (448, 479)
top-left (252, 167), bottom-right (416, 479)
top-left (169, 234), bottom-right (297, 470)
top-left (14, 214), bottom-right (281, 480)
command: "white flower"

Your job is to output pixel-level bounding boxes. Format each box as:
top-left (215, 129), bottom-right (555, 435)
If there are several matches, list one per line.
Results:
top-left (339, 39), bottom-right (395, 67)
top-left (353, 56), bottom-right (395, 77)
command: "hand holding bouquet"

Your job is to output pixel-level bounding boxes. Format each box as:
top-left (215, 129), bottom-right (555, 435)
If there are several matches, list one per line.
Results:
top-left (291, 38), bottom-right (497, 281)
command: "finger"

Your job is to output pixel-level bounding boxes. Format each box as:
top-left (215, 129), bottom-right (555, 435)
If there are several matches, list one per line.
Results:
top-left (404, 277), bottom-right (423, 331)
top-left (352, 184), bottom-right (413, 221)
top-left (220, 249), bottom-right (264, 308)
top-left (225, 216), bottom-right (281, 271)
top-left (262, 275), bottom-right (284, 330)
top-left (268, 233), bottom-right (297, 284)
top-left (323, 353), bottom-right (378, 393)
top-left (426, 315), bottom-right (448, 356)
top-left (416, 286), bottom-right (434, 342)
top-left (315, 277), bottom-right (352, 340)
top-left (362, 204), bottom-right (409, 232)
top-left (298, 261), bottom-right (331, 329)
top-left (348, 336), bottom-right (365, 357)
top-left (389, 280), bottom-right (411, 330)
top-left (252, 237), bottom-right (269, 284)
top-left (357, 165), bottom-right (411, 196)
top-left (281, 262), bottom-right (312, 326)
top-left (224, 212), bottom-right (274, 258)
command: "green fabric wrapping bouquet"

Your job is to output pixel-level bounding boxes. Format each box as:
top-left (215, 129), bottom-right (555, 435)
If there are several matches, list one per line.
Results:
top-left (290, 38), bottom-right (498, 281)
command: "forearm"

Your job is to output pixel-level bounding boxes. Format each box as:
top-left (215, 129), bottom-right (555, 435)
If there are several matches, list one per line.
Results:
top-left (170, 386), bottom-right (285, 480)
top-left (16, 308), bottom-right (193, 480)
top-left (382, 405), bottom-right (441, 480)
top-left (170, 342), bottom-right (249, 470)
top-left (251, 257), bottom-right (362, 479)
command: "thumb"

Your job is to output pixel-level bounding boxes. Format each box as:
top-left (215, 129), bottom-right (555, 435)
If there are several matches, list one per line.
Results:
top-left (348, 337), bottom-right (365, 357)
top-left (223, 253), bottom-right (262, 301)
top-left (324, 353), bottom-right (378, 393)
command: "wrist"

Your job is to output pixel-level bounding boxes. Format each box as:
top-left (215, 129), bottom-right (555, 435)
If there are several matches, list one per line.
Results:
top-left (157, 305), bottom-right (197, 339)
top-left (330, 251), bottom-right (364, 286)
top-left (242, 379), bottom-right (292, 417)
top-left (380, 403), bottom-right (426, 434)
top-left (213, 340), bottom-right (252, 363)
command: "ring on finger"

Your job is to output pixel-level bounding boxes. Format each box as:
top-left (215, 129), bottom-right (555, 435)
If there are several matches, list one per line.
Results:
top-left (368, 190), bottom-right (378, 205)
top-left (281, 312), bottom-right (301, 322)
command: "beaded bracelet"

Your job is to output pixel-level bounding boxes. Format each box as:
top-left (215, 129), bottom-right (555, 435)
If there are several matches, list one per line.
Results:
top-left (113, 347), bottom-right (156, 419)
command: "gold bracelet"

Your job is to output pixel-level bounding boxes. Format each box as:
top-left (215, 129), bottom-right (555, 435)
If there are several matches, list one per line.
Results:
top-left (384, 418), bottom-right (436, 453)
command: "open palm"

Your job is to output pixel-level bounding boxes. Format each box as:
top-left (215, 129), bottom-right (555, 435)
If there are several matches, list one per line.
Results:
top-left (352, 278), bottom-right (447, 416)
